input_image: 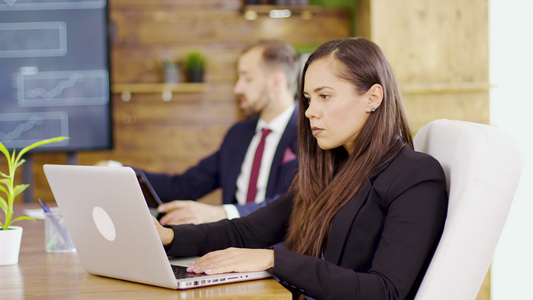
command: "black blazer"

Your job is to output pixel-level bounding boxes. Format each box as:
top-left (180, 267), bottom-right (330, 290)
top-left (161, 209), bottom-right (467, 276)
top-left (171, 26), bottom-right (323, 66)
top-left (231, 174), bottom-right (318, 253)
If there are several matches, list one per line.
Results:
top-left (145, 108), bottom-right (298, 217)
top-left (166, 146), bottom-right (448, 300)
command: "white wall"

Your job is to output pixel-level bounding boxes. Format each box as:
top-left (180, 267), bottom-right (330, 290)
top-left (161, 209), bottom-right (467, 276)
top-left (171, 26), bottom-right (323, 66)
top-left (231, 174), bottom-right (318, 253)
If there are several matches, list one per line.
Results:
top-left (489, 0), bottom-right (533, 298)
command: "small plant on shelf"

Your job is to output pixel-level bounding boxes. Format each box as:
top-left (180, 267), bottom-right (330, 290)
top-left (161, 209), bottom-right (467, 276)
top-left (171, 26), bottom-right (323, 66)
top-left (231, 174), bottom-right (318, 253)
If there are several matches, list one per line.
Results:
top-left (0, 137), bottom-right (68, 230)
top-left (183, 50), bottom-right (206, 82)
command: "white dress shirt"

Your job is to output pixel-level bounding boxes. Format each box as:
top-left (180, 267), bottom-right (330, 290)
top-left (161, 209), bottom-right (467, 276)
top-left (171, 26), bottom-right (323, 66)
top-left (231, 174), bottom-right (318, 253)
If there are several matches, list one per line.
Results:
top-left (223, 105), bottom-right (295, 219)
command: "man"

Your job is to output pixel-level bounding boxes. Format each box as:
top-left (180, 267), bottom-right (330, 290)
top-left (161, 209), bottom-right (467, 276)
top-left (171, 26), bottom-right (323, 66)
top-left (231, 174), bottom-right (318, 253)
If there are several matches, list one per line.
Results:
top-left (143, 40), bottom-right (300, 225)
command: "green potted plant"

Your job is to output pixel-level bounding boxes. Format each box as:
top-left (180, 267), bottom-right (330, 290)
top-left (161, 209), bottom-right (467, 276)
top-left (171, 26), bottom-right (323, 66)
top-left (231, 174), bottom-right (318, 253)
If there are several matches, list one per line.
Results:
top-left (183, 50), bottom-right (206, 83)
top-left (0, 136), bottom-right (67, 265)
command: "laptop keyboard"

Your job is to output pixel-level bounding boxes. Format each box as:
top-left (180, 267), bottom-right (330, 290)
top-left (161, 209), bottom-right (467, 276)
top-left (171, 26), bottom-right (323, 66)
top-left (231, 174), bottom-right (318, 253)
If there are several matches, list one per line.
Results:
top-left (171, 265), bottom-right (206, 279)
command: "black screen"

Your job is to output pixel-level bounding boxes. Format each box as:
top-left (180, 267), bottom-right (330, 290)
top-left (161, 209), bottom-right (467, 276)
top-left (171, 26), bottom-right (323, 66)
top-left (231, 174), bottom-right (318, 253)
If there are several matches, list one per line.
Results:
top-left (0, 0), bottom-right (112, 152)
top-left (136, 170), bottom-right (163, 209)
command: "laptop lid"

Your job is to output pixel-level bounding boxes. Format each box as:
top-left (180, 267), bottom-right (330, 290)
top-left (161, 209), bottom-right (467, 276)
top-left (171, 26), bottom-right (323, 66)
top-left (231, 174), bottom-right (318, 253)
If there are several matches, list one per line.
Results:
top-left (43, 164), bottom-right (271, 289)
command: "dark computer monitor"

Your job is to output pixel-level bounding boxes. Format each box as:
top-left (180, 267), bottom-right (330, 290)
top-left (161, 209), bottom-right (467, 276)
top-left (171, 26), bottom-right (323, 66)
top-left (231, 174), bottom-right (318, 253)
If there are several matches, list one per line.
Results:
top-left (0, 0), bottom-right (112, 152)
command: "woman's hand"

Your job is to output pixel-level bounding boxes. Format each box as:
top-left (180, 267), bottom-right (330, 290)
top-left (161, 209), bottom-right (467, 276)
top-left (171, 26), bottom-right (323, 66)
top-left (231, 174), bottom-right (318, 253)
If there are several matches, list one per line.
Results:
top-left (152, 216), bottom-right (175, 246)
top-left (187, 248), bottom-right (274, 275)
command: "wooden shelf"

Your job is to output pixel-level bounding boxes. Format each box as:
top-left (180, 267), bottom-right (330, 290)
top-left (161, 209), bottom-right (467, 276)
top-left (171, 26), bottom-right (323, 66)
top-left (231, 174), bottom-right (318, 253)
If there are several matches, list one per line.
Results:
top-left (400, 82), bottom-right (494, 95)
top-left (242, 5), bottom-right (350, 20)
top-left (112, 83), bottom-right (207, 101)
top-left (112, 83), bottom-right (206, 94)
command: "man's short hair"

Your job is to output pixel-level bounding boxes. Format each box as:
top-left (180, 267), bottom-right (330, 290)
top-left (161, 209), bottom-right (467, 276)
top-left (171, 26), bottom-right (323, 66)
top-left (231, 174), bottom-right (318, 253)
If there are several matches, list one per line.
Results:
top-left (244, 40), bottom-right (300, 93)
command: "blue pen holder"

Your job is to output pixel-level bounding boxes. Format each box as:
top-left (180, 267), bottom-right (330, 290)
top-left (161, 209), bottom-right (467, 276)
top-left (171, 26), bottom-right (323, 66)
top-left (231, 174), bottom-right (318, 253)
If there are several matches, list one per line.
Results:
top-left (44, 211), bottom-right (76, 253)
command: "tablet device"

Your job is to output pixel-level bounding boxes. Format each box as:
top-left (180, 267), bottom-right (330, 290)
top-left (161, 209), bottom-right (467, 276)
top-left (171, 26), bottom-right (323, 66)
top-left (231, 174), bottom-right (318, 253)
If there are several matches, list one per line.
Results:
top-left (135, 170), bottom-right (163, 218)
top-left (135, 170), bottom-right (162, 208)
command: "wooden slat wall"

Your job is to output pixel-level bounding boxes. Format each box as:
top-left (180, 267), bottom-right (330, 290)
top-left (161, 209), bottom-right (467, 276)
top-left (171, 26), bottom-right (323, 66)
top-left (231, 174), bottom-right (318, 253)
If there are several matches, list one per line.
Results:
top-left (356, 1), bottom-right (490, 299)
top-left (17, 0), bottom-right (352, 206)
top-left (357, 0), bottom-right (489, 133)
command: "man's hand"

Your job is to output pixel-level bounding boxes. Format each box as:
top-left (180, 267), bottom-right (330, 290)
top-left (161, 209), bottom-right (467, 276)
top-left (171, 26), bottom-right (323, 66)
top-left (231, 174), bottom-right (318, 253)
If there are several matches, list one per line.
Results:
top-left (157, 200), bottom-right (228, 225)
top-left (94, 160), bottom-right (123, 167)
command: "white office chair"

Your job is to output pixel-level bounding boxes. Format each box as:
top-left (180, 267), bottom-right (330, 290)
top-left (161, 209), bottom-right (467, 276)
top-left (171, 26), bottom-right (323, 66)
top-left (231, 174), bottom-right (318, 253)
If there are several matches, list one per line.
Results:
top-left (413, 119), bottom-right (523, 300)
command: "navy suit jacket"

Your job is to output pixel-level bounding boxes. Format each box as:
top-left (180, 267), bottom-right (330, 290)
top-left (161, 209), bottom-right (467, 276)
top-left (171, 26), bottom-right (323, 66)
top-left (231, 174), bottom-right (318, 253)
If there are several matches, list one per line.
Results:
top-left (166, 146), bottom-right (448, 299)
top-left (145, 108), bottom-right (298, 217)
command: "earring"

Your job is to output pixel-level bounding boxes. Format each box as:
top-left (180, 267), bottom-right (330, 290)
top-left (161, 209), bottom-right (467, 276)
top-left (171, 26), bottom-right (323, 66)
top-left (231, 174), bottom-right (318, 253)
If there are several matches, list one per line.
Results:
top-left (370, 107), bottom-right (376, 113)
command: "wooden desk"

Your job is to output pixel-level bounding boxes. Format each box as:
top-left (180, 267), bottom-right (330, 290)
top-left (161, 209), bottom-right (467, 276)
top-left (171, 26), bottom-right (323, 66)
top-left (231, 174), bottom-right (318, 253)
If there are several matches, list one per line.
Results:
top-left (1, 205), bottom-right (291, 300)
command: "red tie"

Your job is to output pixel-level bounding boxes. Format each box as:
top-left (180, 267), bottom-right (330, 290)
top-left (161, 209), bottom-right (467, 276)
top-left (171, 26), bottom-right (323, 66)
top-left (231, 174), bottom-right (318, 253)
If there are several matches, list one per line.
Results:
top-left (246, 128), bottom-right (272, 203)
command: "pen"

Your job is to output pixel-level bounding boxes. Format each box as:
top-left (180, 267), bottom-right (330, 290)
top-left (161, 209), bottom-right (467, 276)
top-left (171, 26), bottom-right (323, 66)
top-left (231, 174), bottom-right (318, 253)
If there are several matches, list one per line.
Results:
top-left (38, 198), bottom-right (75, 250)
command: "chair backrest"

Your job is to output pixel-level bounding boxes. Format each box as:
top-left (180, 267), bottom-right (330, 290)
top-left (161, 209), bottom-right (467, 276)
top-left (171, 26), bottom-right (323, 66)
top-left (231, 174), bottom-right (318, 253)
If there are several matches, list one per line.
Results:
top-left (413, 119), bottom-right (523, 300)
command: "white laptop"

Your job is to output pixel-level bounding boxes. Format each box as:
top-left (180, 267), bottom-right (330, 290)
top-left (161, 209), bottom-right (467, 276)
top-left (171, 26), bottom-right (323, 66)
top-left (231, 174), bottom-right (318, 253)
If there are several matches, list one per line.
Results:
top-left (43, 164), bottom-right (272, 289)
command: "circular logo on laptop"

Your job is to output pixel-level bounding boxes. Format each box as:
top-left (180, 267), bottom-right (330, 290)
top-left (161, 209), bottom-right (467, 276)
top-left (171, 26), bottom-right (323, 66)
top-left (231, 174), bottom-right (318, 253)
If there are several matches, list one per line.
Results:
top-left (92, 206), bottom-right (116, 241)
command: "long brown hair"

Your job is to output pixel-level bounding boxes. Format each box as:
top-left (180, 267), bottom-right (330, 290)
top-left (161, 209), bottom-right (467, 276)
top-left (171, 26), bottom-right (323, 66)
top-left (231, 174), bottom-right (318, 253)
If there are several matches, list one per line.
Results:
top-left (284, 38), bottom-right (413, 257)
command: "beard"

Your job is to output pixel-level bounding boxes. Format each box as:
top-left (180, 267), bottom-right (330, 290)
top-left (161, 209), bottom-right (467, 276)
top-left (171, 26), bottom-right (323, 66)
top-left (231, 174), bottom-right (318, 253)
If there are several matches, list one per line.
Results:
top-left (237, 88), bottom-right (270, 120)
top-left (241, 108), bottom-right (261, 120)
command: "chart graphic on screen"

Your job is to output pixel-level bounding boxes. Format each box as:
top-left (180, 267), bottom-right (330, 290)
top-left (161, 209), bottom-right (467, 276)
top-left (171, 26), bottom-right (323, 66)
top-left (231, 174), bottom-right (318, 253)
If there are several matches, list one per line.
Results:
top-left (0, 0), bottom-right (111, 152)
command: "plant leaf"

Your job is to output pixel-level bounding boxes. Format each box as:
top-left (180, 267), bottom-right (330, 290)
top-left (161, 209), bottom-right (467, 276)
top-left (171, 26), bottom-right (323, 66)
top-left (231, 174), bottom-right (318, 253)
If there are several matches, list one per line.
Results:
top-left (0, 194), bottom-right (7, 212)
top-left (13, 184), bottom-right (29, 198)
top-left (0, 139), bottom-right (9, 160)
top-left (15, 158), bottom-right (26, 168)
top-left (0, 178), bottom-right (9, 187)
top-left (0, 184), bottom-right (7, 196)
top-left (16, 136), bottom-right (69, 162)
top-left (11, 215), bottom-right (35, 224)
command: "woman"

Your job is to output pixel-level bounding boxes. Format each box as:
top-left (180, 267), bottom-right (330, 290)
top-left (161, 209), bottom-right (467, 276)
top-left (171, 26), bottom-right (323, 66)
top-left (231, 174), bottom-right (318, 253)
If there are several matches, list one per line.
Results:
top-left (155, 37), bottom-right (448, 300)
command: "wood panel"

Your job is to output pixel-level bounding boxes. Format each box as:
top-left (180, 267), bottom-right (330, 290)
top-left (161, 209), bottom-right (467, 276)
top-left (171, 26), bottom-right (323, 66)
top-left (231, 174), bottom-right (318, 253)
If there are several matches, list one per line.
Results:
top-left (109, 10), bottom-right (351, 83)
top-left (356, 0), bottom-right (490, 135)
top-left (404, 92), bottom-right (490, 133)
top-left (356, 1), bottom-right (490, 299)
